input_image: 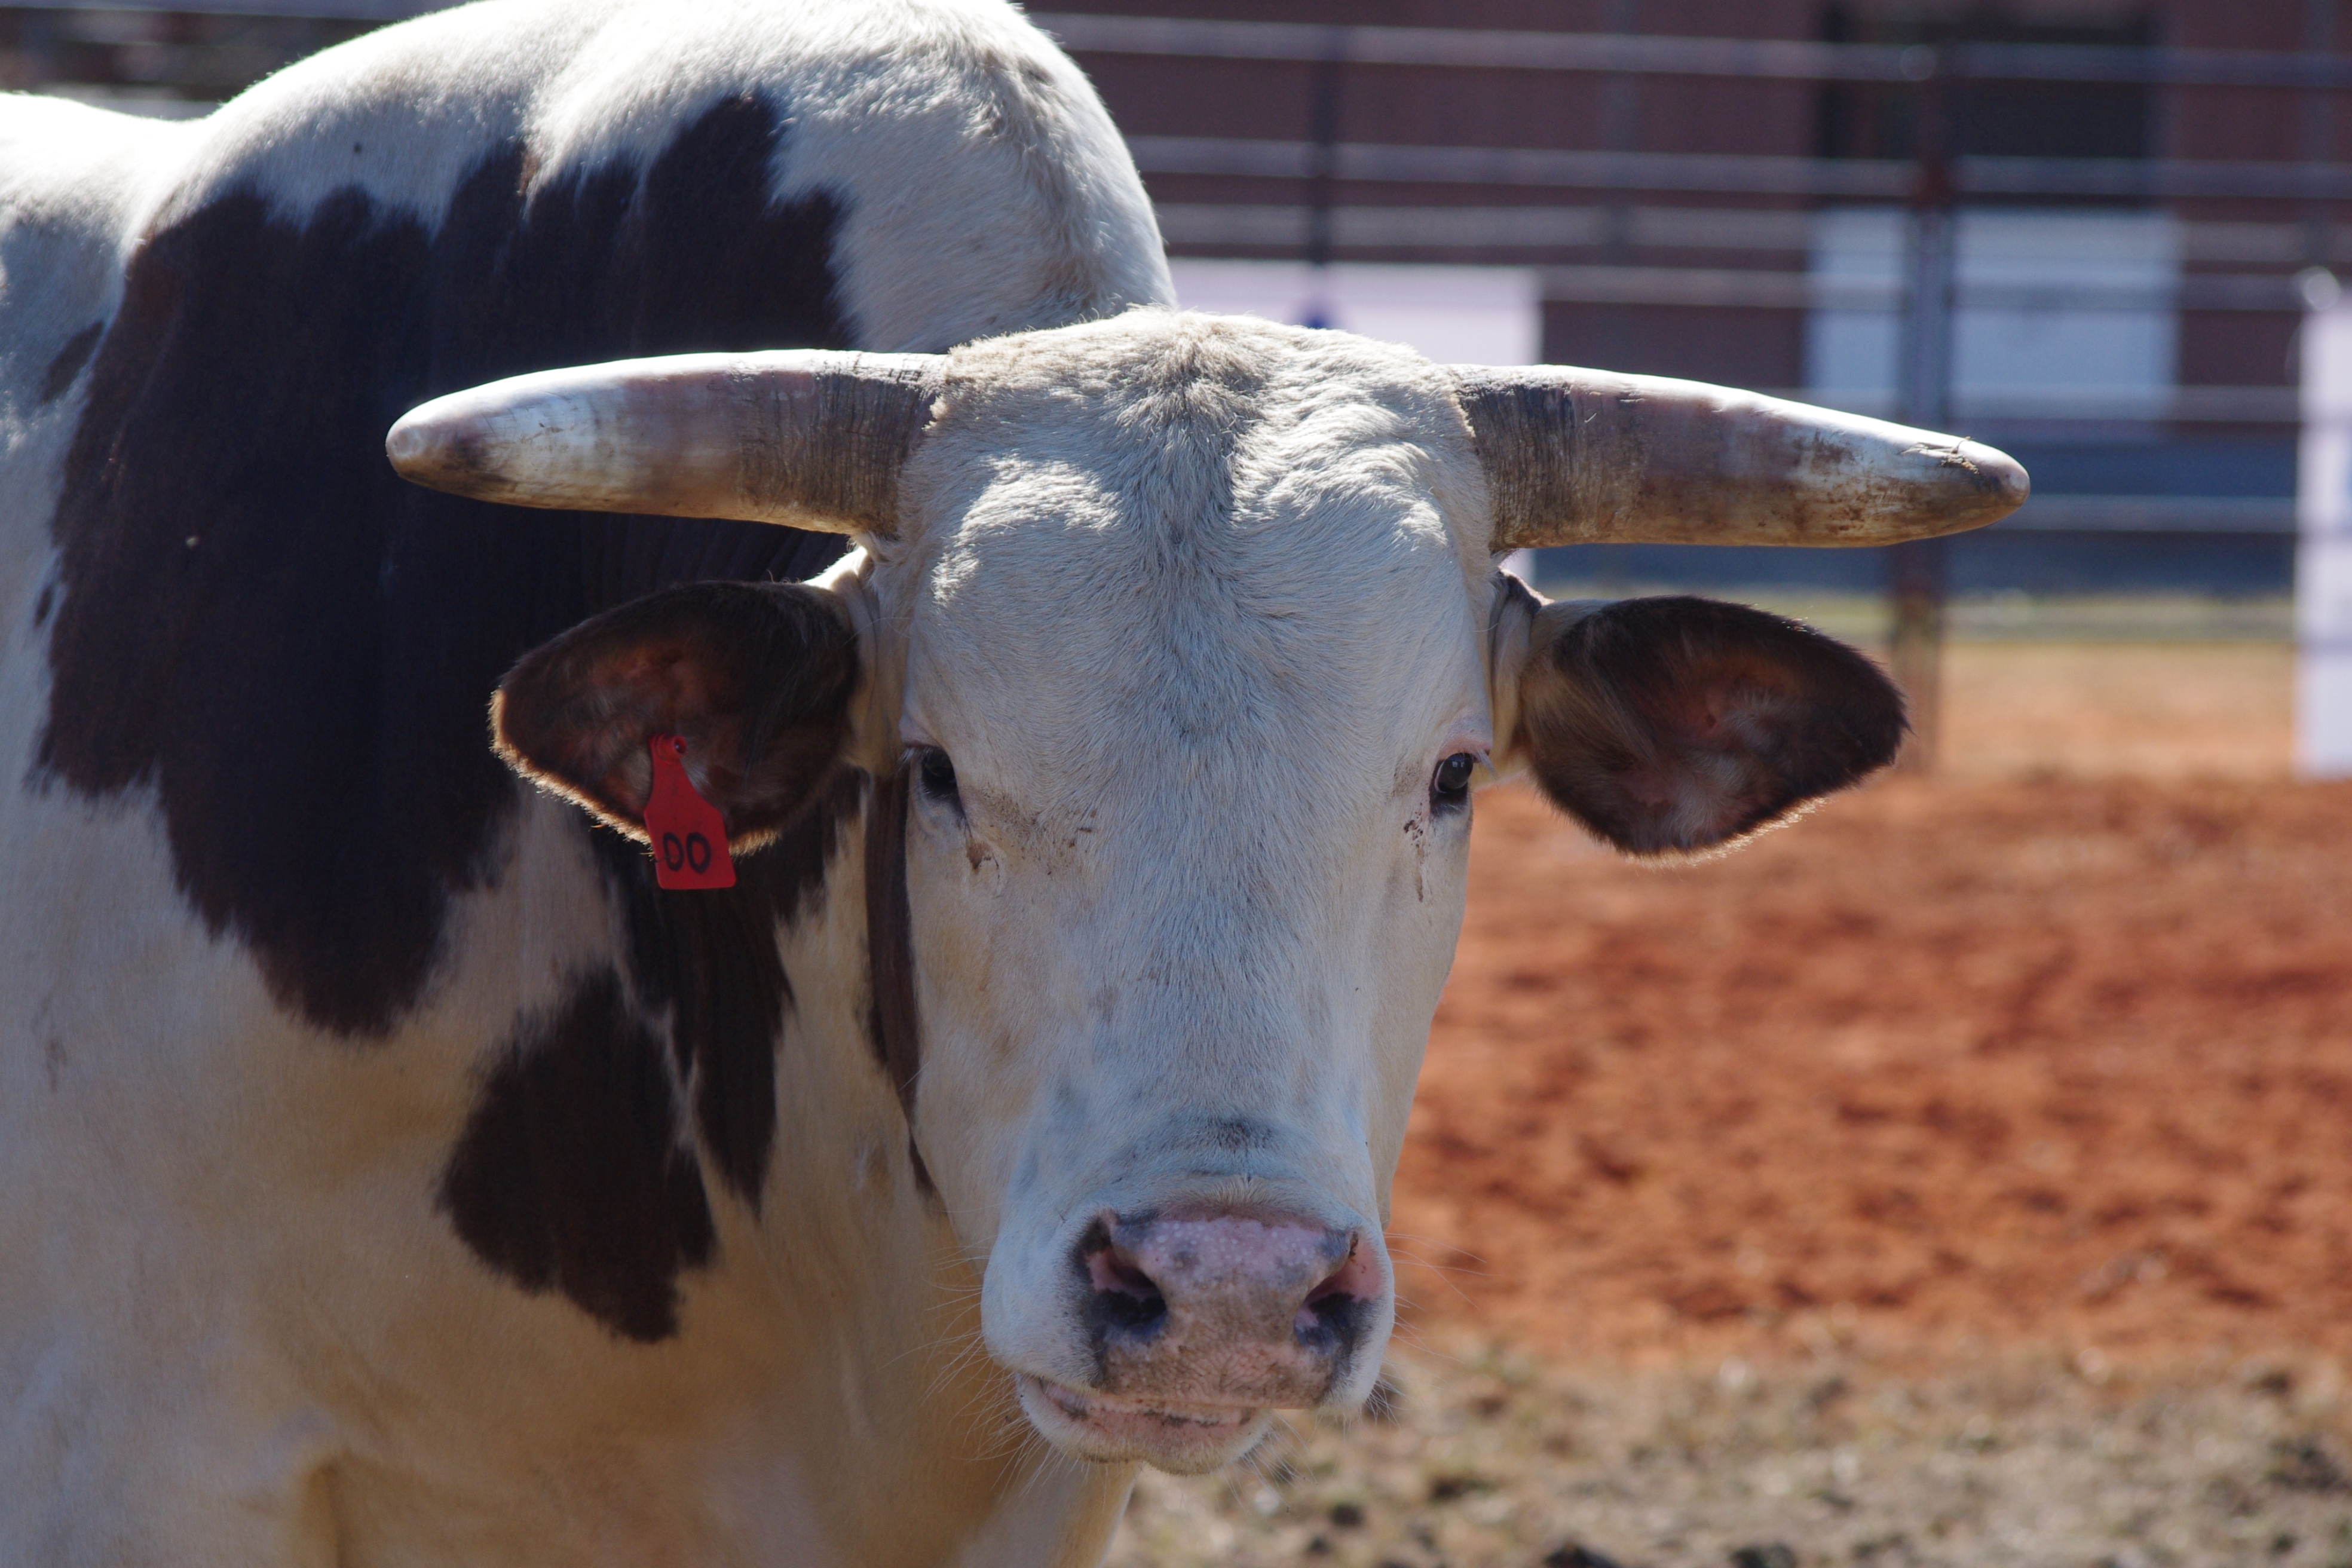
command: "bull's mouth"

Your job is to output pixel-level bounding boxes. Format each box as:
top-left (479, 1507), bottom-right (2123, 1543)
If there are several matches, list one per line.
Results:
top-left (1014, 1373), bottom-right (1272, 1473)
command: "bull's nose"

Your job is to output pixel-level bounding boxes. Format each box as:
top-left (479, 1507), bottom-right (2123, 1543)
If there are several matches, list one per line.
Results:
top-left (1077, 1209), bottom-right (1386, 1407)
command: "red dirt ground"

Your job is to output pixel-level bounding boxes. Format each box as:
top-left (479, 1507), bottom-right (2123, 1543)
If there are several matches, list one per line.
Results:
top-left (1395, 771), bottom-right (2352, 1366)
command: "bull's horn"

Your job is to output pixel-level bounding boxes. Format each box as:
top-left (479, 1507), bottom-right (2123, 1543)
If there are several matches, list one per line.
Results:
top-left (385, 350), bottom-right (945, 537)
top-left (1451, 366), bottom-right (2029, 550)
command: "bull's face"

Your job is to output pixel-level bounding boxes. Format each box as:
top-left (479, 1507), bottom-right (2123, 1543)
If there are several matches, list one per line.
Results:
top-left (889, 324), bottom-right (1490, 1466)
top-left (390, 311), bottom-right (2025, 1472)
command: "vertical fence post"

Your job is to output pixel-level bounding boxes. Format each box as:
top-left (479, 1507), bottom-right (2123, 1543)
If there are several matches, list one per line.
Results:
top-left (1600, 0), bottom-right (1640, 255)
top-left (1891, 47), bottom-right (1956, 774)
top-left (19, 9), bottom-right (56, 93)
top-left (1300, 31), bottom-right (1345, 327)
top-left (2305, 0), bottom-right (2336, 271)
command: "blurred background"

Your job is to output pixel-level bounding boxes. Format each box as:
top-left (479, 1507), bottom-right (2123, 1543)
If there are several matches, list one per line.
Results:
top-left (16, 2), bottom-right (2350, 1563)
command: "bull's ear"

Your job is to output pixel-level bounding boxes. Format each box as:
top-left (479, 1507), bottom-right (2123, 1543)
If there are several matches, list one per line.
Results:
top-left (492, 582), bottom-right (859, 851)
top-left (1510, 595), bottom-right (1905, 855)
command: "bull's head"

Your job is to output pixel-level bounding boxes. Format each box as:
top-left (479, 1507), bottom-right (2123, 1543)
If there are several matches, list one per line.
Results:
top-left (388, 313), bottom-right (2023, 1472)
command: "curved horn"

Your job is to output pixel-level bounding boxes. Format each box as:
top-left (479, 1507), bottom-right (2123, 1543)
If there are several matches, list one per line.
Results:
top-left (385, 350), bottom-right (945, 537)
top-left (1452, 366), bottom-right (2029, 551)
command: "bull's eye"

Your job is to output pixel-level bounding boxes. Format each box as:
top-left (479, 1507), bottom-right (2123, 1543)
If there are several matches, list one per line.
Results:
top-left (915, 747), bottom-right (961, 809)
top-left (1431, 752), bottom-right (1476, 813)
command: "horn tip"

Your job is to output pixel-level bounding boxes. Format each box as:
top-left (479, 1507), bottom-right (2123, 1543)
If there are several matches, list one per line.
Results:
top-left (1910, 436), bottom-right (2029, 530)
top-left (386, 407), bottom-right (451, 477)
top-left (385, 402), bottom-right (497, 497)
top-left (1962, 438), bottom-right (2031, 524)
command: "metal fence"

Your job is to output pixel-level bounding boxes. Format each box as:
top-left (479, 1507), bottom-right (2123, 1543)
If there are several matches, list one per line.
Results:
top-left (1036, 9), bottom-right (2330, 767)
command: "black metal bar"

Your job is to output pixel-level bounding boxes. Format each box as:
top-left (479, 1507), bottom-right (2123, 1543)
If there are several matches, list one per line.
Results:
top-left (1956, 155), bottom-right (2352, 200)
top-left (1598, 0), bottom-right (1639, 257)
top-left (1889, 51), bottom-right (1953, 775)
top-left (1303, 32), bottom-right (1342, 277)
top-left (1992, 498), bottom-right (2296, 533)
top-left (1126, 136), bottom-right (1910, 197)
top-left (1154, 201), bottom-right (2352, 265)
top-left (2305, 0), bottom-right (2336, 269)
top-left (5, 6), bottom-right (2348, 90)
top-left (1124, 136), bottom-right (2352, 203)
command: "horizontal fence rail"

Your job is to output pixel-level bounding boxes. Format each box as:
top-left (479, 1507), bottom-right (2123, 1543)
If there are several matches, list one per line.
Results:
top-left (1533, 268), bottom-right (2302, 313)
top-left (1034, 13), bottom-right (2352, 90)
top-left (1782, 388), bottom-right (2302, 425)
top-left (8, 3), bottom-right (2342, 91)
top-left (1152, 203), bottom-right (2352, 266)
top-left (1989, 496), bottom-right (2295, 533)
top-left (10, 3), bottom-right (2345, 91)
top-left (1125, 136), bottom-right (2352, 204)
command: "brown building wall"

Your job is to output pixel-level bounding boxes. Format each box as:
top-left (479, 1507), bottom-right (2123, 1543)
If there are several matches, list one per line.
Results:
top-left (1544, 302), bottom-right (1805, 385)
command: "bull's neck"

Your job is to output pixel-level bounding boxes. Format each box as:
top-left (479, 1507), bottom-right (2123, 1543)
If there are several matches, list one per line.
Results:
top-left (712, 761), bottom-right (1127, 1563)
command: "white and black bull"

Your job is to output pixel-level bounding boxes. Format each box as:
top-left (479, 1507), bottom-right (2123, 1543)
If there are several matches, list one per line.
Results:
top-left (385, 312), bottom-right (2023, 1520)
top-left (0, 0), bottom-right (2023, 1560)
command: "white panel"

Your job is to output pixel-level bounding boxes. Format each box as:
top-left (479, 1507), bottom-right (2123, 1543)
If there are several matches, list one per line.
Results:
top-left (1956, 210), bottom-right (2179, 416)
top-left (1805, 207), bottom-right (2180, 420)
top-left (1166, 260), bottom-right (1542, 366)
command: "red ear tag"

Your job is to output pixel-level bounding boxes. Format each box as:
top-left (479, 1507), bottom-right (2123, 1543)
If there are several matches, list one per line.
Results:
top-left (644, 734), bottom-right (736, 890)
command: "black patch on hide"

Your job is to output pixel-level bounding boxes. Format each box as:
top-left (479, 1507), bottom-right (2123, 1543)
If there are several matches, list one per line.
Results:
top-left (437, 967), bottom-right (715, 1343)
top-left (598, 766), bottom-right (866, 1207)
top-left (862, 762), bottom-right (929, 1189)
top-left (38, 91), bottom-right (850, 1039)
top-left (36, 93), bottom-right (864, 1328)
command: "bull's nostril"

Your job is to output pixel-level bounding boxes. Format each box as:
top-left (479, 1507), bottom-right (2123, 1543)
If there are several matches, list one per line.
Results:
top-left (1097, 1285), bottom-right (1167, 1333)
top-left (1294, 1234), bottom-right (1377, 1351)
top-left (1295, 1276), bottom-right (1366, 1347)
top-left (1082, 1226), bottom-right (1168, 1337)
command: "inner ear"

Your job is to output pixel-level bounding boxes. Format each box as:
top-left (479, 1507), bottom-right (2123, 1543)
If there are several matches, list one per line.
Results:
top-left (1515, 595), bottom-right (1906, 855)
top-left (493, 581), bottom-right (859, 850)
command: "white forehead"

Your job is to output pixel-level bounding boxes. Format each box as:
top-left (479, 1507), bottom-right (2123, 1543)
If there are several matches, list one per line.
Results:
top-left (886, 312), bottom-right (1495, 791)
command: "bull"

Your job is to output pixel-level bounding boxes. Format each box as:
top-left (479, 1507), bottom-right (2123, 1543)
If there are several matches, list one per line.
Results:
top-left (0, 0), bottom-right (2023, 1561)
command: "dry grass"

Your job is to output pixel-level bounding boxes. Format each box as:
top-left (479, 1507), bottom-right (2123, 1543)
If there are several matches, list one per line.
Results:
top-left (1108, 1339), bottom-right (2352, 1568)
top-left (1938, 642), bottom-right (2291, 782)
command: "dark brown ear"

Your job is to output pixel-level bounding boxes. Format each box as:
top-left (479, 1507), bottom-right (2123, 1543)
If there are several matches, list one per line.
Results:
top-left (492, 582), bottom-right (859, 851)
top-left (1515, 595), bottom-right (1905, 855)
